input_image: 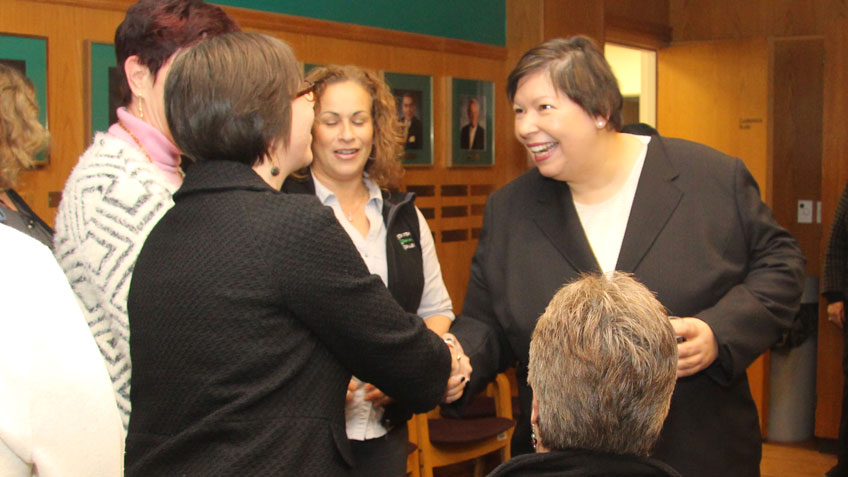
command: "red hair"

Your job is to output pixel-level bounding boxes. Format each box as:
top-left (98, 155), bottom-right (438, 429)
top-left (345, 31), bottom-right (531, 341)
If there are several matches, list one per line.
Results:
top-left (114, 0), bottom-right (239, 106)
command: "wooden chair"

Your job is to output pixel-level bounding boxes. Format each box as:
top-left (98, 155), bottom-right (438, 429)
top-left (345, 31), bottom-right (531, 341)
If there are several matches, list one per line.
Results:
top-left (406, 415), bottom-right (421, 477)
top-left (413, 373), bottom-right (516, 477)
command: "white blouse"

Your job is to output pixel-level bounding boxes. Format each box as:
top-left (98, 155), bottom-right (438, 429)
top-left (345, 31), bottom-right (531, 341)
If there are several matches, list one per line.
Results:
top-left (574, 134), bottom-right (650, 273)
top-left (313, 175), bottom-right (454, 439)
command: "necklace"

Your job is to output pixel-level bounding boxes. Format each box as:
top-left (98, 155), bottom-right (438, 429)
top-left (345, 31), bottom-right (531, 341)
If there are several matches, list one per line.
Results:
top-left (117, 120), bottom-right (184, 179)
top-left (342, 189), bottom-right (369, 222)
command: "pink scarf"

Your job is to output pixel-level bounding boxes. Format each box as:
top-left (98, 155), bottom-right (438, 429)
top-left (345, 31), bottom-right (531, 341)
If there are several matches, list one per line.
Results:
top-left (108, 107), bottom-right (183, 187)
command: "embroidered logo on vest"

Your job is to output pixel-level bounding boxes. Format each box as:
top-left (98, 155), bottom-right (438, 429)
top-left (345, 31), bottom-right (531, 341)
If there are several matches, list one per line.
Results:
top-left (396, 231), bottom-right (417, 250)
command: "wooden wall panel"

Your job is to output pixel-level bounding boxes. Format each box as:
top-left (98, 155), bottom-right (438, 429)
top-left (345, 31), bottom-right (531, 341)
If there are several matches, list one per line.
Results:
top-left (771, 37), bottom-right (824, 278)
top-left (605, 0), bottom-right (669, 26)
top-left (604, 0), bottom-right (672, 49)
top-left (816, 0), bottom-right (848, 440)
top-left (657, 38), bottom-right (770, 196)
top-left (669, 0), bottom-right (824, 42)
top-left (543, 0), bottom-right (604, 44)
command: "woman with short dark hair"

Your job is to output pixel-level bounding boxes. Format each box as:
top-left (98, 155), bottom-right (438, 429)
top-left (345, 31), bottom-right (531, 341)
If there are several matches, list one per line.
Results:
top-left (446, 35), bottom-right (804, 477)
top-left (125, 32), bottom-right (459, 476)
top-left (53, 0), bottom-right (239, 429)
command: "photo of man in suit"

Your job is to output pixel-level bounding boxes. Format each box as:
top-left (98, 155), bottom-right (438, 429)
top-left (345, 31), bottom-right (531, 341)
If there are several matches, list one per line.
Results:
top-left (460, 97), bottom-right (485, 150)
top-left (399, 91), bottom-right (423, 150)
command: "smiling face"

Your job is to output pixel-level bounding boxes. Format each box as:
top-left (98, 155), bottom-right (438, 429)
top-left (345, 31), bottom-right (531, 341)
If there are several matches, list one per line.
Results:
top-left (310, 80), bottom-right (374, 185)
top-left (512, 70), bottom-right (604, 183)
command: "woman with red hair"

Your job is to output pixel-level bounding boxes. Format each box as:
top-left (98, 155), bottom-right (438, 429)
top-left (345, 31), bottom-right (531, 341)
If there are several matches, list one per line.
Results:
top-left (53, 0), bottom-right (239, 430)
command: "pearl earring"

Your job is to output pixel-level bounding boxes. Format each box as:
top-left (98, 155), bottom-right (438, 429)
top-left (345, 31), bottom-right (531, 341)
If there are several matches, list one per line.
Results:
top-left (597, 120), bottom-right (605, 128)
top-left (531, 425), bottom-right (538, 450)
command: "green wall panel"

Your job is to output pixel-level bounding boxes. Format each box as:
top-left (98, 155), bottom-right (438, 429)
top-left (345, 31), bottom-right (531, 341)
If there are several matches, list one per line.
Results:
top-left (215, 1), bottom-right (506, 46)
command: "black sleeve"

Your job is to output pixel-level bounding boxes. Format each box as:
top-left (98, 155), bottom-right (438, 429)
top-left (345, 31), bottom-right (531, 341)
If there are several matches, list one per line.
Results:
top-left (278, 198), bottom-right (451, 412)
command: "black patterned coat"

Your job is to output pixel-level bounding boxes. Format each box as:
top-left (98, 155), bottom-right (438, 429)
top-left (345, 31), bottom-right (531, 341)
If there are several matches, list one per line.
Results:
top-left (126, 160), bottom-right (450, 476)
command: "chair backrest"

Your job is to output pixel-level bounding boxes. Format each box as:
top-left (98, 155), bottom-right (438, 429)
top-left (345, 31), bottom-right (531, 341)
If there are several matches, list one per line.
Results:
top-left (411, 373), bottom-right (516, 477)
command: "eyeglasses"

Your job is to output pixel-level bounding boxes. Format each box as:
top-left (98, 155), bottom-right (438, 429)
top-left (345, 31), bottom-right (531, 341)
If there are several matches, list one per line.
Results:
top-left (296, 80), bottom-right (316, 102)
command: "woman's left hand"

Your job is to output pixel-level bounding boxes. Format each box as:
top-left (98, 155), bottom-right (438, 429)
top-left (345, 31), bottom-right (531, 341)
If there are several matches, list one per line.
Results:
top-left (363, 383), bottom-right (393, 408)
top-left (672, 317), bottom-right (718, 378)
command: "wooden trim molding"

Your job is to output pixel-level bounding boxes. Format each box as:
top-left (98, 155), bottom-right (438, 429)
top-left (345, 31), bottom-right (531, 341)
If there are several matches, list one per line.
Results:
top-left (33, 0), bottom-right (507, 60)
top-left (605, 14), bottom-right (672, 49)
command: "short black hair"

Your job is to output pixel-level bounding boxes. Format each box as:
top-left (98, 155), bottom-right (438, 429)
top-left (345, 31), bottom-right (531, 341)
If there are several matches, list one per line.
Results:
top-left (507, 36), bottom-right (623, 130)
top-left (165, 32), bottom-right (301, 166)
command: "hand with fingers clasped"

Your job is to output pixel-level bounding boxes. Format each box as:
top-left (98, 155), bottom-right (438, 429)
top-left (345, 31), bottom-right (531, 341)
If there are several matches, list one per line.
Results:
top-left (670, 316), bottom-right (718, 378)
top-left (441, 332), bottom-right (472, 403)
top-left (344, 379), bottom-right (395, 408)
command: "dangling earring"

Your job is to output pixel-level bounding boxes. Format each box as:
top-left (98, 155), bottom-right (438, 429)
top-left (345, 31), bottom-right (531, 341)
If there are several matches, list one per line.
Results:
top-left (137, 95), bottom-right (144, 120)
top-left (530, 425), bottom-right (538, 450)
top-left (270, 165), bottom-right (280, 176)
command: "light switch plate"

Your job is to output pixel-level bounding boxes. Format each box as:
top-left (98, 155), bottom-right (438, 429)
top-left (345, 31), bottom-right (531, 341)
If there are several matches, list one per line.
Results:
top-left (798, 200), bottom-right (813, 224)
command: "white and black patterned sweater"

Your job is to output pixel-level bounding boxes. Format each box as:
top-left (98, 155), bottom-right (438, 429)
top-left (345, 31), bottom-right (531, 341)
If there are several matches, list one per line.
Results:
top-left (54, 132), bottom-right (178, 430)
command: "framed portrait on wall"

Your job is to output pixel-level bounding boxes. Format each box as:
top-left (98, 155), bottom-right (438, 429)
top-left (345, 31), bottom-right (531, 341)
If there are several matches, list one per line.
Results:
top-left (0, 33), bottom-right (48, 164)
top-left (450, 77), bottom-right (494, 167)
top-left (303, 62), bottom-right (323, 75)
top-left (86, 41), bottom-right (119, 144)
top-left (384, 72), bottom-right (432, 166)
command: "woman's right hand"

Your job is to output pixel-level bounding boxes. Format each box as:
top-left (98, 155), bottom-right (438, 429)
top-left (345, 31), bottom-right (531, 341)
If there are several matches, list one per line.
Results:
top-left (828, 301), bottom-right (845, 329)
top-left (443, 374), bottom-right (468, 403)
top-left (441, 333), bottom-right (472, 402)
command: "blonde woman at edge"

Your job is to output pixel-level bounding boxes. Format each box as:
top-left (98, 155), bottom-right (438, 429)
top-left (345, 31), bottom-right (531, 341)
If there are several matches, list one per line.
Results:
top-left (283, 65), bottom-right (458, 476)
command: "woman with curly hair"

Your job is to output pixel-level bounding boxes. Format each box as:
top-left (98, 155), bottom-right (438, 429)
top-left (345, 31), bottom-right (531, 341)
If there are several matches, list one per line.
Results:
top-left (0, 64), bottom-right (52, 248)
top-left (283, 65), bottom-right (457, 476)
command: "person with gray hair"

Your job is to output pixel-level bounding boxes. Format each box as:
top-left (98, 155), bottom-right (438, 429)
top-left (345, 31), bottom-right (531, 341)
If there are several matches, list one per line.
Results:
top-left (489, 272), bottom-right (680, 476)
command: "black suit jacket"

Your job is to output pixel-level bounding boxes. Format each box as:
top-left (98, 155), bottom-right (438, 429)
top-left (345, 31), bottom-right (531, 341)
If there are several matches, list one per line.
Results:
top-left (404, 116), bottom-right (423, 149)
top-left (823, 181), bottom-right (848, 303)
top-left (448, 137), bottom-right (804, 477)
top-left (126, 160), bottom-right (450, 476)
top-left (488, 448), bottom-right (681, 477)
top-left (460, 123), bottom-right (485, 150)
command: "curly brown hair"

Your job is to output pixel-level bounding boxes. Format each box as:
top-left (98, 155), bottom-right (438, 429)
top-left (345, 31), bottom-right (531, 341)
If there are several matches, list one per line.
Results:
top-left (306, 65), bottom-right (405, 188)
top-left (0, 64), bottom-right (50, 190)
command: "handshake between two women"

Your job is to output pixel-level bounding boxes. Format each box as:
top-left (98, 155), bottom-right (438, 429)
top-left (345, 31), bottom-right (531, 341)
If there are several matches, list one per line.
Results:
top-left (345, 331), bottom-right (473, 408)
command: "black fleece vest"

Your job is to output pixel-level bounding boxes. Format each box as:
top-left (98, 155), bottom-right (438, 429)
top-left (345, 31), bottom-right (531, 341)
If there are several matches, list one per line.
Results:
top-left (282, 174), bottom-right (424, 313)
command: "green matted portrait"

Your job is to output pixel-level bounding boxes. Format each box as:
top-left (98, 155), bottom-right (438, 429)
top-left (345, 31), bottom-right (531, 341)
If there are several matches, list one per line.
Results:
top-left (450, 77), bottom-right (494, 167)
top-left (303, 62), bottom-right (323, 75)
top-left (384, 72), bottom-right (433, 166)
top-left (0, 34), bottom-right (48, 164)
top-left (87, 41), bottom-right (119, 144)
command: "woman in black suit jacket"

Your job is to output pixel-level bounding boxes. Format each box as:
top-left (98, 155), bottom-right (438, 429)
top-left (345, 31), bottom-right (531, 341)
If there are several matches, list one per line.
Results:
top-left (125, 32), bottom-right (460, 476)
top-left (446, 36), bottom-right (804, 477)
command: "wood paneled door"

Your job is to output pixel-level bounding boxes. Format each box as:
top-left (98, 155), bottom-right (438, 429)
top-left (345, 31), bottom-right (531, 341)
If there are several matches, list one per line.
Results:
top-left (658, 36), bottom-right (825, 438)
